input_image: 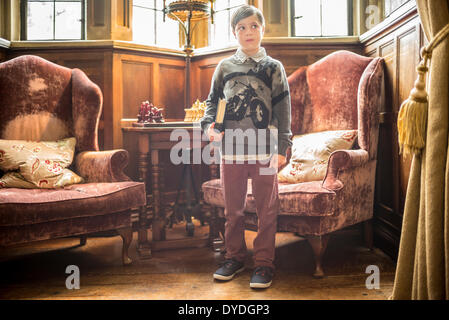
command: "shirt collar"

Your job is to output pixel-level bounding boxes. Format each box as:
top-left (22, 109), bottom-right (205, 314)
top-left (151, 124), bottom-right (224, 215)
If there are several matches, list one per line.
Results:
top-left (234, 47), bottom-right (267, 63)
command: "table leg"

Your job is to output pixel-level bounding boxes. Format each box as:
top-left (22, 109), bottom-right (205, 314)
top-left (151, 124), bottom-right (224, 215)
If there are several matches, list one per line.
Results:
top-left (137, 134), bottom-right (152, 259)
top-left (151, 149), bottom-right (166, 241)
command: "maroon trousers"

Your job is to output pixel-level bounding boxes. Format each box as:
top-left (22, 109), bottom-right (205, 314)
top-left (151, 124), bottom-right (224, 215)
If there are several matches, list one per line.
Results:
top-left (220, 159), bottom-right (279, 269)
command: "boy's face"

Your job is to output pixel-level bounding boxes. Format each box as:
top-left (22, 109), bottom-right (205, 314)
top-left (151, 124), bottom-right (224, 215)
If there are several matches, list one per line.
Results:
top-left (233, 14), bottom-right (265, 56)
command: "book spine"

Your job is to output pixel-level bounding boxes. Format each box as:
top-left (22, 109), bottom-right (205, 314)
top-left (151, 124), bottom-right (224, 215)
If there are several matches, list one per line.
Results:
top-left (215, 99), bottom-right (226, 132)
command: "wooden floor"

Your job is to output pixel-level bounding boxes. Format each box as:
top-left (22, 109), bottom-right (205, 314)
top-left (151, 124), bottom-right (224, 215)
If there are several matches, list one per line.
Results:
top-left (0, 221), bottom-right (396, 300)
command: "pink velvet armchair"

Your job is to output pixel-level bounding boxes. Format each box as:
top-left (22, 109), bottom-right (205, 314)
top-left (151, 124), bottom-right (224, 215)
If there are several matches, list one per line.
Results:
top-left (0, 55), bottom-right (146, 265)
top-left (202, 50), bottom-right (384, 277)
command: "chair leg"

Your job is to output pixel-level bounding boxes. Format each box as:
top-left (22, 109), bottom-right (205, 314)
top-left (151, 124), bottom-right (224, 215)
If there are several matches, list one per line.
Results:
top-left (117, 227), bottom-right (133, 266)
top-left (363, 220), bottom-right (374, 251)
top-left (306, 234), bottom-right (330, 278)
top-left (79, 235), bottom-right (87, 246)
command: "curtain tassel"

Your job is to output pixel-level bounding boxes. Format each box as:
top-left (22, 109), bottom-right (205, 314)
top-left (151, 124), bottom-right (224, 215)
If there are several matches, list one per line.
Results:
top-left (397, 23), bottom-right (449, 157)
top-left (397, 52), bottom-right (429, 157)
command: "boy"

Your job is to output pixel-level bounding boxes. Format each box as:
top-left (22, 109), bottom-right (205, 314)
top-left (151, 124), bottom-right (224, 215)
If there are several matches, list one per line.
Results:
top-left (200, 5), bottom-right (292, 289)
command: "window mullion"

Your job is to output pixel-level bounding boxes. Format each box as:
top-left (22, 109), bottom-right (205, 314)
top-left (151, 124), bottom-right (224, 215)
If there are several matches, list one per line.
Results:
top-left (80, 0), bottom-right (85, 40)
top-left (290, 0), bottom-right (295, 37)
top-left (53, 0), bottom-right (56, 40)
top-left (21, 0), bottom-right (27, 40)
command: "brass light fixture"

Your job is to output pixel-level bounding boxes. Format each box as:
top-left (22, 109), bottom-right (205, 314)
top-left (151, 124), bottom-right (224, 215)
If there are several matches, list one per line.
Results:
top-left (163, 0), bottom-right (215, 56)
top-left (163, 0), bottom-right (215, 110)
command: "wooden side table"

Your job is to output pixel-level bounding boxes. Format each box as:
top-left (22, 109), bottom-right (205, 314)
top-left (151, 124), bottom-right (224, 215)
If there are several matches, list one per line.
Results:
top-left (122, 123), bottom-right (219, 252)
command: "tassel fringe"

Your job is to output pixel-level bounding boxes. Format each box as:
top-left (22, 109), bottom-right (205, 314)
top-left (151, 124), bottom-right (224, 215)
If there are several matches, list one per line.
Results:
top-left (397, 99), bottom-right (428, 156)
top-left (397, 62), bottom-right (428, 157)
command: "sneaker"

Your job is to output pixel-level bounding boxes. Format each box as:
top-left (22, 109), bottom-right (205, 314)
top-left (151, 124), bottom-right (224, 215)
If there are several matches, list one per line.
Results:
top-left (213, 259), bottom-right (245, 281)
top-left (250, 266), bottom-right (274, 289)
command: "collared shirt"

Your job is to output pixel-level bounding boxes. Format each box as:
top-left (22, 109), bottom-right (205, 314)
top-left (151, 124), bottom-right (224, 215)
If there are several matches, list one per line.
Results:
top-left (234, 47), bottom-right (267, 64)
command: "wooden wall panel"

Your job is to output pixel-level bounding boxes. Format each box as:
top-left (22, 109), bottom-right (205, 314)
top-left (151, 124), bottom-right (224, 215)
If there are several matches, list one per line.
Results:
top-left (111, 51), bottom-right (185, 185)
top-left (114, 52), bottom-right (184, 150)
top-left (197, 63), bottom-right (219, 101)
top-left (362, 7), bottom-right (421, 259)
top-left (121, 60), bottom-right (153, 118)
top-left (376, 40), bottom-right (396, 212)
top-left (397, 26), bottom-right (419, 203)
top-left (159, 64), bottom-right (186, 119)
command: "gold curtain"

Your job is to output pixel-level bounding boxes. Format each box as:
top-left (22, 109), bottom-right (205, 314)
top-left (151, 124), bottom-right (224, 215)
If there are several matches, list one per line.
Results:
top-left (391, 0), bottom-right (449, 299)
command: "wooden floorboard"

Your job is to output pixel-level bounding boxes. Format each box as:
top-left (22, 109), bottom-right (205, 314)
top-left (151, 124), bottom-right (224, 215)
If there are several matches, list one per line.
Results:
top-left (0, 221), bottom-right (396, 300)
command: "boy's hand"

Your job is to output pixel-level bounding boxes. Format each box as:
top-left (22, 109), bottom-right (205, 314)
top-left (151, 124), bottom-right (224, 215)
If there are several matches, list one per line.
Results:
top-left (270, 154), bottom-right (287, 171)
top-left (207, 122), bottom-right (224, 142)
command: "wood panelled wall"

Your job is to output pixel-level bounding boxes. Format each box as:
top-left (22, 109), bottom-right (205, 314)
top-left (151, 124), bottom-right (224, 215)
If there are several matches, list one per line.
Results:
top-left (361, 7), bottom-right (423, 259)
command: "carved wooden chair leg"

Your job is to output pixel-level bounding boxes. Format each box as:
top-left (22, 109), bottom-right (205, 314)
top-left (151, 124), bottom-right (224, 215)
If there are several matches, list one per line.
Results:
top-left (306, 234), bottom-right (330, 278)
top-left (117, 227), bottom-right (133, 266)
top-left (362, 220), bottom-right (373, 251)
top-left (79, 235), bottom-right (87, 246)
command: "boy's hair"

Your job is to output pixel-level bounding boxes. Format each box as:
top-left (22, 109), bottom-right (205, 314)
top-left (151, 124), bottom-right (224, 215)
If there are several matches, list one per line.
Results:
top-left (231, 5), bottom-right (265, 31)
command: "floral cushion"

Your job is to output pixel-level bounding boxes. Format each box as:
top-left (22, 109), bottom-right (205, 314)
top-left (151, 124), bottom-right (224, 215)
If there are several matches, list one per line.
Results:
top-left (0, 172), bottom-right (36, 189)
top-left (278, 130), bottom-right (358, 184)
top-left (0, 137), bottom-right (83, 188)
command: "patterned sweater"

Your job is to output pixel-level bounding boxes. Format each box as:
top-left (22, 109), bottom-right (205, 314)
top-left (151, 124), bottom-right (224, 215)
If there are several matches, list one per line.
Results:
top-left (200, 47), bottom-right (292, 160)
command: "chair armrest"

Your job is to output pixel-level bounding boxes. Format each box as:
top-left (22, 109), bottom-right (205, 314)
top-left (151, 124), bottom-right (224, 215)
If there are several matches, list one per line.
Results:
top-left (75, 150), bottom-right (131, 183)
top-left (322, 149), bottom-right (369, 191)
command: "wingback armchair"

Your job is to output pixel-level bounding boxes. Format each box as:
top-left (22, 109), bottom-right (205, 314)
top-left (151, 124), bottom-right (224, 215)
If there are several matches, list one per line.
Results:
top-left (0, 55), bottom-right (146, 265)
top-left (202, 50), bottom-right (384, 277)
